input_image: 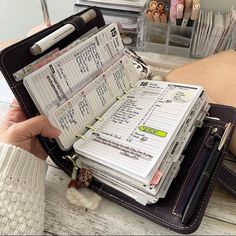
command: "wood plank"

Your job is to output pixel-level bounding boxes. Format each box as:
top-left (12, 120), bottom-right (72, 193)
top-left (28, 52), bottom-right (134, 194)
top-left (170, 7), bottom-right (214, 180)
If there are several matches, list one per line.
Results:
top-left (193, 216), bottom-right (236, 235)
top-left (44, 166), bottom-right (174, 235)
top-left (44, 166), bottom-right (236, 235)
top-left (206, 183), bottom-right (236, 225)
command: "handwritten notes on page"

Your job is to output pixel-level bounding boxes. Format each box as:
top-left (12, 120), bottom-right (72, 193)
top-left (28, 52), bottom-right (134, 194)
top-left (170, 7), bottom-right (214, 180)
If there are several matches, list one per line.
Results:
top-left (74, 80), bottom-right (203, 183)
top-left (23, 23), bottom-right (124, 116)
top-left (48, 55), bottom-right (138, 150)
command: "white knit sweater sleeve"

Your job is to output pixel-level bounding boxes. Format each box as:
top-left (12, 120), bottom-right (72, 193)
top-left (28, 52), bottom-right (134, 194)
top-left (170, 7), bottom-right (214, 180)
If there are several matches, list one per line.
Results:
top-left (0, 142), bottom-right (46, 235)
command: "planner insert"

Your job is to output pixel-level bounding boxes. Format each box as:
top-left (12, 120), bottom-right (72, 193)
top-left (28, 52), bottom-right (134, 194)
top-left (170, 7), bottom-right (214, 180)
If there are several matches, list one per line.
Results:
top-left (23, 23), bottom-right (138, 150)
top-left (73, 80), bottom-right (208, 204)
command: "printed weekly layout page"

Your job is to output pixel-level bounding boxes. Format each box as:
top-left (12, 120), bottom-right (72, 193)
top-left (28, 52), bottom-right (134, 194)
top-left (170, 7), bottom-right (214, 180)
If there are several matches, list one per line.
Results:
top-left (74, 79), bottom-right (208, 205)
top-left (23, 23), bottom-right (138, 150)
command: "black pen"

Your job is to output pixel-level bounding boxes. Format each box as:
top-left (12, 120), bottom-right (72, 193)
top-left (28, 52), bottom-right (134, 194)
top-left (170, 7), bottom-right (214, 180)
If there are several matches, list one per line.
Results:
top-left (182, 123), bottom-right (233, 225)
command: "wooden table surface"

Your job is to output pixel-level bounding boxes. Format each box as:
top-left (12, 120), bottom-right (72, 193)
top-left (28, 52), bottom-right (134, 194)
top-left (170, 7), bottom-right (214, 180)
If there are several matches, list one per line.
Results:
top-left (0, 42), bottom-right (236, 235)
top-left (43, 158), bottom-right (236, 235)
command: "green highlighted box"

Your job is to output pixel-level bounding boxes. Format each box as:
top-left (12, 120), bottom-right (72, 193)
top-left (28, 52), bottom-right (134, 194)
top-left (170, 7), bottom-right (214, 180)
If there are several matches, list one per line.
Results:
top-left (138, 125), bottom-right (167, 138)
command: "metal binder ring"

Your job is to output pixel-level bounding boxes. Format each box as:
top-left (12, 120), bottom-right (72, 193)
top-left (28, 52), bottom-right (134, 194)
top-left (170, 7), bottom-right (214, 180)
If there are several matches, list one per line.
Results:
top-left (85, 125), bottom-right (96, 131)
top-left (75, 134), bottom-right (86, 140)
top-left (95, 117), bottom-right (104, 122)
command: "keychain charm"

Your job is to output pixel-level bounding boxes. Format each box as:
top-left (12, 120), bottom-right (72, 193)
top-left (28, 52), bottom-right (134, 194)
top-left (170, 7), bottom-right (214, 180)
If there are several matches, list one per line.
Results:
top-left (63, 155), bottom-right (102, 210)
top-left (76, 168), bottom-right (92, 188)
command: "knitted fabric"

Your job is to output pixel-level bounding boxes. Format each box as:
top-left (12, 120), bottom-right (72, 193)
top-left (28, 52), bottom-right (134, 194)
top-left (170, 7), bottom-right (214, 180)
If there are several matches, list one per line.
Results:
top-left (0, 143), bottom-right (46, 235)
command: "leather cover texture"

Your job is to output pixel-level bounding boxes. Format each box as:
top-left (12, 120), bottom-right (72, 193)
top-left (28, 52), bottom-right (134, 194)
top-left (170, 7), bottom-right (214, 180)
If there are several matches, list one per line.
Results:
top-left (0, 11), bottom-right (235, 233)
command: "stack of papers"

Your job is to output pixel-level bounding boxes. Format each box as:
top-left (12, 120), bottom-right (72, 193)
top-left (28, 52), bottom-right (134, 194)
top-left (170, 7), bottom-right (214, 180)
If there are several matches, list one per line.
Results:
top-left (74, 78), bottom-right (209, 205)
top-left (192, 8), bottom-right (236, 58)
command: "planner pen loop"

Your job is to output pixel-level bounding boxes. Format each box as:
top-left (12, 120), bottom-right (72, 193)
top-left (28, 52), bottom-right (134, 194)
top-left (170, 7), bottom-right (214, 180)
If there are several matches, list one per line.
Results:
top-left (205, 127), bottom-right (218, 149)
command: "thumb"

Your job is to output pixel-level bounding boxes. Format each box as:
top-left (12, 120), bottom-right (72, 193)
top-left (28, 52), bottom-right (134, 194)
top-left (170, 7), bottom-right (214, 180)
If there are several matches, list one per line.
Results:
top-left (12, 115), bottom-right (61, 138)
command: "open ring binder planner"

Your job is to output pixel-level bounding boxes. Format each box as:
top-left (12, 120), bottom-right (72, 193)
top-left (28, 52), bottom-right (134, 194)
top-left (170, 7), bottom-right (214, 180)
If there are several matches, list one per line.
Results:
top-left (0, 7), bottom-right (235, 234)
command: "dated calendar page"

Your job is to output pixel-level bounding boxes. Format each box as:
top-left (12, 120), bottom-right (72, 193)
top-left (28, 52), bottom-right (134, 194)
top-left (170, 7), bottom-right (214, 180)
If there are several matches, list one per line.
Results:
top-left (22, 23), bottom-right (141, 150)
top-left (74, 80), bottom-right (203, 183)
top-left (23, 23), bottom-right (124, 116)
top-left (48, 55), bottom-right (138, 150)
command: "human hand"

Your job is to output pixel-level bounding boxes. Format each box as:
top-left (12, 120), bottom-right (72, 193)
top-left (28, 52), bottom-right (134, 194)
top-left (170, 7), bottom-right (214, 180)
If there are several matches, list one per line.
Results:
top-left (0, 99), bottom-right (61, 160)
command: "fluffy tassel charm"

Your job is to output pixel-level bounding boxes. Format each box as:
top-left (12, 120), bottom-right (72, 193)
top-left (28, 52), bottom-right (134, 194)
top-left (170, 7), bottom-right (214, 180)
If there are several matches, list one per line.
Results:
top-left (63, 155), bottom-right (102, 210)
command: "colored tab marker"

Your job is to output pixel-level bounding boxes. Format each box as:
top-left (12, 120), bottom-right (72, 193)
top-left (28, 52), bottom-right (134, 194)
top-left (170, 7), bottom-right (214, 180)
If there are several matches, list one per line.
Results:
top-left (138, 125), bottom-right (167, 138)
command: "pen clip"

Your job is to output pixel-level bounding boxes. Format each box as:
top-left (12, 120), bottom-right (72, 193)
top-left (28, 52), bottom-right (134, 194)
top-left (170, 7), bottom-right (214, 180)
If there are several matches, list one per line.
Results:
top-left (205, 127), bottom-right (218, 149)
top-left (218, 123), bottom-right (233, 151)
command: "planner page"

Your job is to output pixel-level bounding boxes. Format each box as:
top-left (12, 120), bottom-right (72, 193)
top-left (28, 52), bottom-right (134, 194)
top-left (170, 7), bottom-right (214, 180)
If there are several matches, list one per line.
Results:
top-left (48, 55), bottom-right (138, 150)
top-left (23, 23), bottom-right (124, 116)
top-left (74, 80), bottom-right (203, 183)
